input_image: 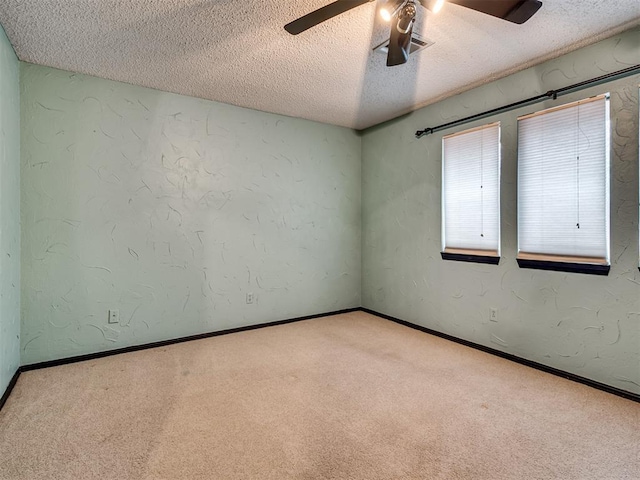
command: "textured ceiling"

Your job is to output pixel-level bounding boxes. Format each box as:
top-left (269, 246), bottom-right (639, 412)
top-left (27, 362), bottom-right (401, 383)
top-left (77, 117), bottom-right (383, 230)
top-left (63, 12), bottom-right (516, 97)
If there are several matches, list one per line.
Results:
top-left (0, 1), bottom-right (638, 129)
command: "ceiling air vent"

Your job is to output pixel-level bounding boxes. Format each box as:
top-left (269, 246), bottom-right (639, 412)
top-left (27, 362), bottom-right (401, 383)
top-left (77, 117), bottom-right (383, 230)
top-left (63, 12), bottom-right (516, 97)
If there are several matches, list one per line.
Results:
top-left (373, 32), bottom-right (434, 56)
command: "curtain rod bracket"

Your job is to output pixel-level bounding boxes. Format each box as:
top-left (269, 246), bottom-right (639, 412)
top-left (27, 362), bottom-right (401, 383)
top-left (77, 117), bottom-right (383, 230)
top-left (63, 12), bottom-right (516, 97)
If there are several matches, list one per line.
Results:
top-left (415, 127), bottom-right (433, 138)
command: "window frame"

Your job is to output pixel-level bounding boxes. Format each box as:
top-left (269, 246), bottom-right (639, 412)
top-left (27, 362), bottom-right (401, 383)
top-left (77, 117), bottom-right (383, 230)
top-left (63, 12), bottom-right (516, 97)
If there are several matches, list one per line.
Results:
top-left (516, 93), bottom-right (611, 276)
top-left (441, 121), bottom-right (502, 265)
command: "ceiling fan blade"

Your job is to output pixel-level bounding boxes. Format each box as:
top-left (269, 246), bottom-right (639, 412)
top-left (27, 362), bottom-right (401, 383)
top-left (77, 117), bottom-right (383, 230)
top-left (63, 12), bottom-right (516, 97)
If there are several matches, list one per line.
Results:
top-left (284, 0), bottom-right (374, 35)
top-left (448, 0), bottom-right (542, 24)
top-left (386, 21), bottom-right (413, 67)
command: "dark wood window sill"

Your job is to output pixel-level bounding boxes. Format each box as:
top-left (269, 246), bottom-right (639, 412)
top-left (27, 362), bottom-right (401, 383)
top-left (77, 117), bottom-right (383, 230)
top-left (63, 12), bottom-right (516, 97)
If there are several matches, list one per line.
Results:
top-left (441, 252), bottom-right (500, 265)
top-left (517, 258), bottom-right (610, 276)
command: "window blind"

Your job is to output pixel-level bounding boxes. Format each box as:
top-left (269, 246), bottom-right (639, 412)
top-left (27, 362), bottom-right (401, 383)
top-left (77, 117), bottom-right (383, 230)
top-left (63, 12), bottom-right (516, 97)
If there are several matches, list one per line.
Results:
top-left (442, 122), bottom-right (500, 255)
top-left (517, 94), bottom-right (610, 264)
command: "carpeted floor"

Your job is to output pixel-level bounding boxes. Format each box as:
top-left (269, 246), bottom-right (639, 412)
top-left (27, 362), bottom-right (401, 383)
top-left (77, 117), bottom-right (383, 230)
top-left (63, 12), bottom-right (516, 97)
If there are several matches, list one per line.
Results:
top-left (0, 311), bottom-right (638, 479)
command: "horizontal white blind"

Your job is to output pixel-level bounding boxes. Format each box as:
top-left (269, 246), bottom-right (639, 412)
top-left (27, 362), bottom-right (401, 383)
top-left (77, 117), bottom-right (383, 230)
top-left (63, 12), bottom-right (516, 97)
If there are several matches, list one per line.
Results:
top-left (518, 95), bottom-right (610, 262)
top-left (443, 123), bottom-right (500, 254)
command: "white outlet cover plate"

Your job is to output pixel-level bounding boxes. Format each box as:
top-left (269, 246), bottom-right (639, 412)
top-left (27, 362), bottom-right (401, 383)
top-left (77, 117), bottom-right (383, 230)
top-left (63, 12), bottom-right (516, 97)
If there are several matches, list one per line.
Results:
top-left (108, 309), bottom-right (120, 324)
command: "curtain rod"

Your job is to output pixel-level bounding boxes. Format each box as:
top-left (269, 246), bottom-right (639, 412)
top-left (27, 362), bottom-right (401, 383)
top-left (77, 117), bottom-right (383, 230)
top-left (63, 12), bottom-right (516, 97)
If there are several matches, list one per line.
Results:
top-left (415, 64), bottom-right (640, 139)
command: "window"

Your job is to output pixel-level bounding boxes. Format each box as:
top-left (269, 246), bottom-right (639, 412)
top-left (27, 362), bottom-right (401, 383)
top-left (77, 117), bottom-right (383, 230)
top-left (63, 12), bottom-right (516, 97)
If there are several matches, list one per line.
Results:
top-left (442, 122), bottom-right (501, 264)
top-left (517, 94), bottom-right (610, 275)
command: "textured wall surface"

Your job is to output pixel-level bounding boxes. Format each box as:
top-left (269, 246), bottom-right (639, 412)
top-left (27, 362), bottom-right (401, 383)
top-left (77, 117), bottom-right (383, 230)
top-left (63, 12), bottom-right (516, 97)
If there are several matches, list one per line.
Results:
top-left (0, 23), bottom-right (21, 394)
top-left (362, 28), bottom-right (640, 393)
top-left (21, 65), bottom-right (361, 364)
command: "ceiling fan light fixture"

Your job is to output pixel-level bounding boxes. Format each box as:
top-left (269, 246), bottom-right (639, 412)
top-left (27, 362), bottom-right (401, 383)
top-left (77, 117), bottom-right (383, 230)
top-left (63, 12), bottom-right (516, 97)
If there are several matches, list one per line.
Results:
top-left (396, 1), bottom-right (417, 34)
top-left (285, 0), bottom-right (544, 68)
top-left (380, 0), bottom-right (407, 22)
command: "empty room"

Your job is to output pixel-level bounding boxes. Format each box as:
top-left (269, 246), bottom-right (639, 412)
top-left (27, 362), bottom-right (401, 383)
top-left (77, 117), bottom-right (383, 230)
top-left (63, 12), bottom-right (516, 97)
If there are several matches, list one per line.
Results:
top-left (0, 1), bottom-right (639, 479)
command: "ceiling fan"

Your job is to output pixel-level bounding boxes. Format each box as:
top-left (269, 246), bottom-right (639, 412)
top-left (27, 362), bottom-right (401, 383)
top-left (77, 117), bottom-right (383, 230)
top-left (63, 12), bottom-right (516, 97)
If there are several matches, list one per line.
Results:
top-left (285, 0), bottom-right (543, 67)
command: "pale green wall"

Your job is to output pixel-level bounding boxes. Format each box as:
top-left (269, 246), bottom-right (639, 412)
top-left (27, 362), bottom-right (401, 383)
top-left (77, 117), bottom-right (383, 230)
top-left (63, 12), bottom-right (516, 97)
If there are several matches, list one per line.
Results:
top-left (0, 23), bottom-right (20, 394)
top-left (20, 65), bottom-right (361, 364)
top-left (362, 28), bottom-right (640, 393)
top-left (8, 23), bottom-right (640, 396)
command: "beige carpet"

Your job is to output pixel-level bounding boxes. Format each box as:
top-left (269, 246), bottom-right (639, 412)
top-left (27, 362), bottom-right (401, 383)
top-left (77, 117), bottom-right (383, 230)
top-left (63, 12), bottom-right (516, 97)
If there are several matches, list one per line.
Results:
top-left (0, 311), bottom-right (638, 480)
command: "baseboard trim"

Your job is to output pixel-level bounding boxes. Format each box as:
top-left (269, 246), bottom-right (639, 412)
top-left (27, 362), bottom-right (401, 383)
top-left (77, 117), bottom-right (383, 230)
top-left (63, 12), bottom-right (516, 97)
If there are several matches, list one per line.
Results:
top-left (4, 306), bottom-right (637, 411)
top-left (361, 308), bottom-right (640, 403)
top-left (0, 368), bottom-right (21, 412)
top-left (20, 307), bottom-right (360, 373)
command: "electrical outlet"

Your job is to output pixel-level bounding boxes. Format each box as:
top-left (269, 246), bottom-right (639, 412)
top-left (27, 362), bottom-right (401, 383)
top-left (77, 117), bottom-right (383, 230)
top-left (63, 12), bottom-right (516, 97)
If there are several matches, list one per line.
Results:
top-left (108, 309), bottom-right (120, 324)
top-left (490, 308), bottom-right (498, 322)
top-left (246, 293), bottom-right (254, 304)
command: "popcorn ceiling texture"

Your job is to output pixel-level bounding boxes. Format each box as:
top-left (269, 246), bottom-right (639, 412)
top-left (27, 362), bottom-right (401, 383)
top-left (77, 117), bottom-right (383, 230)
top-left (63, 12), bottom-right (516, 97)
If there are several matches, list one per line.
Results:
top-left (0, 1), bottom-right (638, 130)
top-left (362, 29), bottom-right (640, 394)
top-left (20, 65), bottom-right (361, 365)
top-left (0, 23), bottom-right (20, 396)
